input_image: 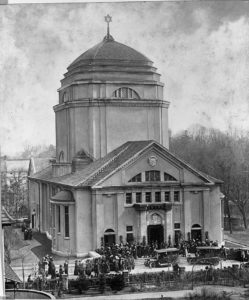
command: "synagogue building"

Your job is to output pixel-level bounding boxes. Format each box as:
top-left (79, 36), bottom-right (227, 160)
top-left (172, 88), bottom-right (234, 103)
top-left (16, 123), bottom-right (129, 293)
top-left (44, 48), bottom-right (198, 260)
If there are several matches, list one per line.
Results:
top-left (29, 17), bottom-right (223, 257)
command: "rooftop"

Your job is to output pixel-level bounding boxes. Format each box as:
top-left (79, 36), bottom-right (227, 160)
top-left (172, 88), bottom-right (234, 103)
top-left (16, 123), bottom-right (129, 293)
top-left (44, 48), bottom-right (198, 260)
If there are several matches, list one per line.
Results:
top-left (29, 140), bottom-right (222, 188)
top-left (68, 35), bottom-right (152, 70)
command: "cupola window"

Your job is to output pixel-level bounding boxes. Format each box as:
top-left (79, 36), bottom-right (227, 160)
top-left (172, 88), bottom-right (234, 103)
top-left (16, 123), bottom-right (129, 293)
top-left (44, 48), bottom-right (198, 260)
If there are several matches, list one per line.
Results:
top-left (145, 170), bottom-right (161, 181)
top-left (112, 87), bottom-right (139, 99)
top-left (128, 173), bottom-right (142, 182)
top-left (62, 92), bottom-right (69, 103)
top-left (164, 172), bottom-right (177, 181)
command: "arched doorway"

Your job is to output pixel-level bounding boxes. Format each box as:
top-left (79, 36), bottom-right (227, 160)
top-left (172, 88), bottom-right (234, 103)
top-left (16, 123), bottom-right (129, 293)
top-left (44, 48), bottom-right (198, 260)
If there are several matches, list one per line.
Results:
top-left (104, 229), bottom-right (116, 246)
top-left (147, 213), bottom-right (164, 246)
top-left (191, 224), bottom-right (202, 241)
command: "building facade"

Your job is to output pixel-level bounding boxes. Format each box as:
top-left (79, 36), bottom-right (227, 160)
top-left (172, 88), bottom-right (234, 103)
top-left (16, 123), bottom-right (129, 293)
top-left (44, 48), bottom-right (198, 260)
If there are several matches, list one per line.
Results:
top-left (29, 23), bottom-right (223, 257)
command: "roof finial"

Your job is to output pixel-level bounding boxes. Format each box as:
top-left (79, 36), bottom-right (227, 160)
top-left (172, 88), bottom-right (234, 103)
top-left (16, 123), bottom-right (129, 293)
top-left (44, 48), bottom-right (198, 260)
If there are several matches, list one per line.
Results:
top-left (104, 14), bottom-right (112, 40)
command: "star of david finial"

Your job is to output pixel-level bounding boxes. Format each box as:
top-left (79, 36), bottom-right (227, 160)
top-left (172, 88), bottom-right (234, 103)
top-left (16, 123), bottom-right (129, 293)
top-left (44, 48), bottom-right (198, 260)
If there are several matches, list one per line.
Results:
top-left (104, 14), bottom-right (112, 39)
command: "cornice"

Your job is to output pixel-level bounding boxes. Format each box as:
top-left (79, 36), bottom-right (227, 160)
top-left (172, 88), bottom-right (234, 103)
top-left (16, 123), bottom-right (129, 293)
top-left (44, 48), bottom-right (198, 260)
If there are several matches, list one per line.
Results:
top-left (58, 80), bottom-right (164, 91)
top-left (53, 98), bottom-right (170, 112)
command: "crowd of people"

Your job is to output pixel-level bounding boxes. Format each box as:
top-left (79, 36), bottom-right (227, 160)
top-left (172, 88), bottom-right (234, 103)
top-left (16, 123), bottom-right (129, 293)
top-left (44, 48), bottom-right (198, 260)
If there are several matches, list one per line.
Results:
top-left (29, 238), bottom-right (225, 283)
top-left (28, 255), bottom-right (69, 281)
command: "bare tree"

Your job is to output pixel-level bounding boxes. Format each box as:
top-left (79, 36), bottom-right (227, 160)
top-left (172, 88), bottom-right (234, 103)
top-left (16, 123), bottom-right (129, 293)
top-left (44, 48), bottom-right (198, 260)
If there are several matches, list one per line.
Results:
top-left (1, 168), bottom-right (28, 218)
top-left (20, 144), bottom-right (55, 159)
top-left (170, 125), bottom-right (249, 232)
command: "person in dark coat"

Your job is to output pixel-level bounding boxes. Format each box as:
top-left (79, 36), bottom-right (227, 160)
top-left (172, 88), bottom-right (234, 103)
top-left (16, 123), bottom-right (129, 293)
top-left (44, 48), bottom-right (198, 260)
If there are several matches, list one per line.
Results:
top-left (64, 260), bottom-right (68, 275)
top-left (24, 229), bottom-right (28, 240)
top-left (74, 260), bottom-right (79, 275)
top-left (59, 265), bottom-right (64, 280)
top-left (28, 228), bottom-right (33, 240)
top-left (50, 258), bottom-right (56, 279)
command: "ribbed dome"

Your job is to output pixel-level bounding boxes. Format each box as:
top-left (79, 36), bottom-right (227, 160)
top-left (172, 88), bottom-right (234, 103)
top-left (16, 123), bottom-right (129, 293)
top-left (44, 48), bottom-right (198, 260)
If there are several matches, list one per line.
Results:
top-left (68, 36), bottom-right (151, 69)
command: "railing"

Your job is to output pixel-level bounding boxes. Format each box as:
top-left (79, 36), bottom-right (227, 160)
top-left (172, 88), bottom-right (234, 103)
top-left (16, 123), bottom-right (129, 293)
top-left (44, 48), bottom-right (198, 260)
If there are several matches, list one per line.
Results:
top-left (23, 266), bottom-right (249, 296)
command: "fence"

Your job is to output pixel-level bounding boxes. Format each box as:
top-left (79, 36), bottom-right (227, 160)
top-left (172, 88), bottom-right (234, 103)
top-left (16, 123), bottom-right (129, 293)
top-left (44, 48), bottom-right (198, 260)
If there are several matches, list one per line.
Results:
top-left (22, 265), bottom-right (249, 296)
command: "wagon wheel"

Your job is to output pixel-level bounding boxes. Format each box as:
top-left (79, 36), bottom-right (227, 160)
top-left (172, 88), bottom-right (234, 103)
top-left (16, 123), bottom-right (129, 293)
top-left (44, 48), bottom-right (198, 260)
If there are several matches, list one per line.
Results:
top-left (150, 262), bottom-right (156, 268)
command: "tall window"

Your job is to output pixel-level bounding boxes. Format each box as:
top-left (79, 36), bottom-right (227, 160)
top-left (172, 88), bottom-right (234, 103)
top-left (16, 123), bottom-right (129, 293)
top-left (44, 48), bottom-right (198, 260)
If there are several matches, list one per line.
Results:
top-left (174, 191), bottom-right (180, 202)
top-left (126, 226), bottom-right (134, 243)
top-left (174, 223), bottom-right (181, 229)
top-left (145, 192), bottom-right (152, 203)
top-left (126, 193), bottom-right (132, 204)
top-left (165, 191), bottom-right (170, 202)
top-left (57, 206), bottom-right (61, 233)
top-left (136, 192), bottom-right (142, 203)
top-left (112, 87), bottom-right (139, 99)
top-left (51, 186), bottom-right (57, 196)
top-left (155, 192), bottom-right (161, 202)
top-left (65, 206), bottom-right (69, 237)
top-left (145, 171), bottom-right (161, 181)
top-left (129, 173), bottom-right (142, 182)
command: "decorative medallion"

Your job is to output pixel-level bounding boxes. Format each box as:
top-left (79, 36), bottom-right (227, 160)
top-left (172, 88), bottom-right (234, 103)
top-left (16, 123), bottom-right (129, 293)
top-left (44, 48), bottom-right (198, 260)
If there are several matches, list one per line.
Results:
top-left (148, 156), bottom-right (158, 167)
top-left (151, 213), bottom-right (162, 225)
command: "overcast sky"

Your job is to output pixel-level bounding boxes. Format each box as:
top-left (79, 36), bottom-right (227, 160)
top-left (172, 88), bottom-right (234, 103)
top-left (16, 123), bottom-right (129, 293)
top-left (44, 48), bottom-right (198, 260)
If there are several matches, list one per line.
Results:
top-left (1, 1), bottom-right (249, 156)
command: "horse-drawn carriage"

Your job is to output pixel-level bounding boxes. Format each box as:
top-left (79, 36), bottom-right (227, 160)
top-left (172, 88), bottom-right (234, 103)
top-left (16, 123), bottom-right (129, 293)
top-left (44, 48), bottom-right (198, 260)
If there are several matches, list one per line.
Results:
top-left (144, 248), bottom-right (179, 268)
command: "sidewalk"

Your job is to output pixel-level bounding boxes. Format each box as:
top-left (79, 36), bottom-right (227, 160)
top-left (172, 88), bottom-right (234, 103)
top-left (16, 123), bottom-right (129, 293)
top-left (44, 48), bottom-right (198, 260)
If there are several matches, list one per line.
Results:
top-left (10, 228), bottom-right (41, 267)
top-left (10, 229), bottom-right (77, 279)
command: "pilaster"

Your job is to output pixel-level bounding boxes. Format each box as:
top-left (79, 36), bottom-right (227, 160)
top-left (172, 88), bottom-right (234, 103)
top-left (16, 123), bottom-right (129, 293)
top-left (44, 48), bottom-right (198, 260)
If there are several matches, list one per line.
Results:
top-left (166, 208), bottom-right (173, 245)
top-left (138, 209), bottom-right (147, 243)
top-left (203, 189), bottom-right (211, 239)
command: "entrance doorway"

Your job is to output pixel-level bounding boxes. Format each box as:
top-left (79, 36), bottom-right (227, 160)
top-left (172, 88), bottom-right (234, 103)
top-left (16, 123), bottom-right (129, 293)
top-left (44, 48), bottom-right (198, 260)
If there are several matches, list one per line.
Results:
top-left (147, 225), bottom-right (164, 246)
top-left (104, 229), bottom-right (116, 246)
top-left (191, 224), bottom-right (202, 241)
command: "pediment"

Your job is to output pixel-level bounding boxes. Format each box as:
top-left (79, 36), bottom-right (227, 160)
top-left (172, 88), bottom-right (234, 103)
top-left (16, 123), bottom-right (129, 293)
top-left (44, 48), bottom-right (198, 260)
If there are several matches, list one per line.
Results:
top-left (93, 142), bottom-right (215, 187)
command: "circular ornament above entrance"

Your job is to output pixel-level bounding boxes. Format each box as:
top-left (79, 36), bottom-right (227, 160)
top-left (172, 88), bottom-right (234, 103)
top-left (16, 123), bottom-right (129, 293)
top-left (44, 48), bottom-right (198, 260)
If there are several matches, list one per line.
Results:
top-left (148, 156), bottom-right (158, 167)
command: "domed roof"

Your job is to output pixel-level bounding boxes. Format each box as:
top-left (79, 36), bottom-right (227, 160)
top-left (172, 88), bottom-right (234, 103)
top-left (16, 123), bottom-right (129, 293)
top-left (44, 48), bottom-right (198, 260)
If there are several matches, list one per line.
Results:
top-left (68, 35), bottom-right (151, 69)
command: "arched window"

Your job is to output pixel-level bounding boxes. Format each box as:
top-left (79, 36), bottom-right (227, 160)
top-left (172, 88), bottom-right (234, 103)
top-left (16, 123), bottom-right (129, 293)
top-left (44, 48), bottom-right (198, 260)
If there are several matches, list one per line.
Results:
top-left (192, 224), bottom-right (202, 229)
top-left (128, 173), bottom-right (142, 182)
top-left (164, 172), bottom-right (177, 181)
top-left (104, 228), bottom-right (116, 246)
top-left (191, 224), bottom-right (202, 241)
top-left (62, 91), bottom-right (69, 103)
top-left (59, 151), bottom-right (64, 163)
top-left (112, 87), bottom-right (139, 99)
top-left (105, 229), bottom-right (115, 233)
top-left (145, 170), bottom-right (161, 181)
